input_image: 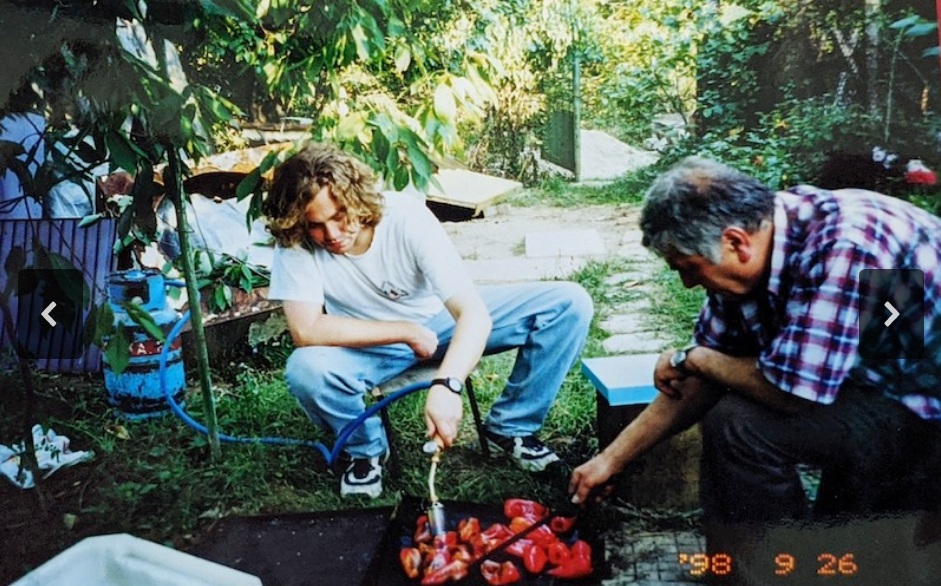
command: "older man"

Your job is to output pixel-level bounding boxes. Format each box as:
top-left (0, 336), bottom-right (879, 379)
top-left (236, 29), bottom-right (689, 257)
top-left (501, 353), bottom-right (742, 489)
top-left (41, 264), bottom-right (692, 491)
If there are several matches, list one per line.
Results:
top-left (570, 157), bottom-right (941, 528)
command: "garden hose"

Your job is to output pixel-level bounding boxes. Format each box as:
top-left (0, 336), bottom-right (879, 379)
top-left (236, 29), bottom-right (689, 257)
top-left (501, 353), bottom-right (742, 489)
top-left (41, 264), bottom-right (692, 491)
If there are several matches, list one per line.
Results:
top-left (157, 309), bottom-right (431, 467)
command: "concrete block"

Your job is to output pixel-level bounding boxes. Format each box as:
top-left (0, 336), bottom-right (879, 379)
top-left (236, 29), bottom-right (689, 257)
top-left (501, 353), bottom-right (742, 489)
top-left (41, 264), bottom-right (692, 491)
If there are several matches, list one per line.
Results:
top-left (525, 229), bottom-right (606, 258)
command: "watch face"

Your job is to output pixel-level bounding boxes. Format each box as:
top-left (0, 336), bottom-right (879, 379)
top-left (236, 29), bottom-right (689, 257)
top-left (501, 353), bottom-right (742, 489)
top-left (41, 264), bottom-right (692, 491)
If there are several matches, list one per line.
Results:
top-left (670, 351), bottom-right (685, 369)
top-left (446, 377), bottom-right (462, 392)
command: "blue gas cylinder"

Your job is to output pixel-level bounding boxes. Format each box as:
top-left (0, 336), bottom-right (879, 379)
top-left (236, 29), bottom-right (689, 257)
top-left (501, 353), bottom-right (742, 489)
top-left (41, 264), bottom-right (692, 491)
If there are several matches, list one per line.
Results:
top-left (103, 269), bottom-right (186, 419)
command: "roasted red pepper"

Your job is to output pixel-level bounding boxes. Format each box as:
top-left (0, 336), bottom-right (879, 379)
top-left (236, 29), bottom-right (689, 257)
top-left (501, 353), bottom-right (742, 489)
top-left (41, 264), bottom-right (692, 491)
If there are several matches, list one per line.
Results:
top-left (399, 547), bottom-right (422, 579)
top-left (432, 531), bottom-right (458, 551)
top-left (425, 549), bottom-right (451, 575)
top-left (499, 560), bottom-right (522, 584)
top-left (546, 540), bottom-right (571, 566)
top-left (503, 498), bottom-right (548, 521)
top-left (421, 559), bottom-right (469, 585)
top-left (546, 540), bottom-right (592, 579)
top-left (504, 537), bottom-right (533, 557)
top-left (414, 514), bottom-right (432, 545)
top-left (481, 560), bottom-right (522, 585)
top-left (458, 516), bottom-right (480, 543)
top-left (526, 524), bottom-right (559, 549)
top-left (481, 560), bottom-right (502, 584)
top-left (549, 515), bottom-right (577, 535)
top-left (523, 542), bottom-right (548, 574)
top-left (508, 516), bottom-right (533, 535)
top-left (481, 522), bottom-right (514, 542)
top-left (451, 544), bottom-right (474, 564)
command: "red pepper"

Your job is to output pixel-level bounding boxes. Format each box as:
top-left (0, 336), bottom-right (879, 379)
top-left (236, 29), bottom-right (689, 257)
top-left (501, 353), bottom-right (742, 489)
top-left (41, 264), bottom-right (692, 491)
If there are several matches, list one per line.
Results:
top-left (451, 544), bottom-right (474, 564)
top-left (481, 560), bottom-right (502, 585)
top-left (503, 498), bottom-right (548, 521)
top-left (546, 540), bottom-right (592, 579)
top-left (571, 539), bottom-right (592, 562)
top-left (499, 560), bottom-right (522, 584)
top-left (523, 542), bottom-right (548, 574)
top-left (546, 541), bottom-right (571, 566)
top-left (481, 522), bottom-right (514, 542)
top-left (481, 560), bottom-right (523, 585)
top-left (508, 516), bottom-right (533, 534)
top-left (432, 531), bottom-right (458, 551)
top-left (399, 547), bottom-right (422, 579)
top-left (527, 525), bottom-right (559, 549)
top-left (546, 559), bottom-right (591, 579)
top-left (425, 549), bottom-right (451, 574)
top-left (414, 514), bottom-right (432, 545)
top-left (504, 537), bottom-right (533, 557)
top-left (458, 517), bottom-right (481, 543)
top-left (549, 515), bottom-right (578, 535)
top-left (421, 559), bottom-right (469, 585)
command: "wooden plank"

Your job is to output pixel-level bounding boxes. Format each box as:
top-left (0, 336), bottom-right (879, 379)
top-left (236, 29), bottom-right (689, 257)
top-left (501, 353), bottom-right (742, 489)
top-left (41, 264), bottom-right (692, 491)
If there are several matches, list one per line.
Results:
top-left (425, 168), bottom-right (522, 215)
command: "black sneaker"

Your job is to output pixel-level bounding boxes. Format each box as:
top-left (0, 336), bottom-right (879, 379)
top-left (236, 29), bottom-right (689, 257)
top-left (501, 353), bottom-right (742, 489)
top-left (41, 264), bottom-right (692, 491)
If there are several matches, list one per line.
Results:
top-left (483, 429), bottom-right (560, 472)
top-left (340, 456), bottom-right (384, 498)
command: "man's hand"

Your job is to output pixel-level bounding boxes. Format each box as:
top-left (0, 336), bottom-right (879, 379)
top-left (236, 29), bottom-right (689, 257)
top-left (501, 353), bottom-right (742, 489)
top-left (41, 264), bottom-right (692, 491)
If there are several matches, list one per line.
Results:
top-left (405, 323), bottom-right (439, 360)
top-left (655, 349), bottom-right (690, 399)
top-left (568, 452), bottom-right (618, 506)
top-left (424, 385), bottom-right (463, 448)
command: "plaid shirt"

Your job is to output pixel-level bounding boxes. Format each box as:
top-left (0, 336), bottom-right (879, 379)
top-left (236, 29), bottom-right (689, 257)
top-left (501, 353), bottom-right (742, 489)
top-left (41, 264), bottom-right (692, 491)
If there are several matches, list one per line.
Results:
top-left (693, 185), bottom-right (941, 421)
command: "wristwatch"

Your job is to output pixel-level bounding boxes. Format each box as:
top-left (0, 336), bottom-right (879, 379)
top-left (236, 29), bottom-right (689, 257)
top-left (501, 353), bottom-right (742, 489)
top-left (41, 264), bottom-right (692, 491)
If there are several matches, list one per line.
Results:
top-left (669, 344), bottom-right (698, 373)
top-left (431, 377), bottom-right (464, 395)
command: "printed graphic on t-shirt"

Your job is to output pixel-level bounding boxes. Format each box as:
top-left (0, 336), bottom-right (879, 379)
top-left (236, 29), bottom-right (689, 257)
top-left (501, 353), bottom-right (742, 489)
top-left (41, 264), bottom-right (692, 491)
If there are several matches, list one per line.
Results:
top-left (381, 281), bottom-right (410, 301)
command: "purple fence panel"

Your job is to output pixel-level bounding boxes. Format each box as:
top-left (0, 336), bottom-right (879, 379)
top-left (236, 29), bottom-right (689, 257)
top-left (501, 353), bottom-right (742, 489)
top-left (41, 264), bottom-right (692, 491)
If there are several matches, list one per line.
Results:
top-left (0, 217), bottom-right (117, 372)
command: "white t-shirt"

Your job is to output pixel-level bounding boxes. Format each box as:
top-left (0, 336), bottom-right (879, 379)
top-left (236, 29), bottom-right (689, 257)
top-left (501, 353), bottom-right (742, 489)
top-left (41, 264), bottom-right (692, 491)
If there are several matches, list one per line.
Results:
top-left (268, 193), bottom-right (473, 322)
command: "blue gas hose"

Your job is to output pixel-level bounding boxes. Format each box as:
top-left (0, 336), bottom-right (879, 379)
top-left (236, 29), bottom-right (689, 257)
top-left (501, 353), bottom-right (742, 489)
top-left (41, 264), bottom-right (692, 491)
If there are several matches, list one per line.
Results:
top-left (158, 310), bottom-right (430, 466)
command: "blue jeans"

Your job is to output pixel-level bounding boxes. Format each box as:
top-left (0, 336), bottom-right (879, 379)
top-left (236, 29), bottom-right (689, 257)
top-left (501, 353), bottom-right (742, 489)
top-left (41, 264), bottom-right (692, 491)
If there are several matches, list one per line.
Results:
top-left (284, 282), bottom-right (593, 458)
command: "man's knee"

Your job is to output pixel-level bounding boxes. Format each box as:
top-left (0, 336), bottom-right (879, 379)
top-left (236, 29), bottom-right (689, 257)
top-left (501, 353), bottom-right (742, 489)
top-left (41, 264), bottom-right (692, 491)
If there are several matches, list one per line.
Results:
top-left (552, 281), bottom-right (594, 327)
top-left (701, 394), bottom-right (768, 455)
top-left (285, 346), bottom-right (335, 401)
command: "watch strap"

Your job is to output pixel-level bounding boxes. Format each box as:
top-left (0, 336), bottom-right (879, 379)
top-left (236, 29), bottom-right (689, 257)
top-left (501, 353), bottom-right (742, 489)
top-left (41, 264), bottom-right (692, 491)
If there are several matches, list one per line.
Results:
top-left (430, 377), bottom-right (463, 394)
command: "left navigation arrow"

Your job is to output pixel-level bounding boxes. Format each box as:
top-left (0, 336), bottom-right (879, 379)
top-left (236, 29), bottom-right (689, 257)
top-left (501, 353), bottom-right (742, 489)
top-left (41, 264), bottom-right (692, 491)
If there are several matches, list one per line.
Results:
top-left (41, 301), bottom-right (57, 327)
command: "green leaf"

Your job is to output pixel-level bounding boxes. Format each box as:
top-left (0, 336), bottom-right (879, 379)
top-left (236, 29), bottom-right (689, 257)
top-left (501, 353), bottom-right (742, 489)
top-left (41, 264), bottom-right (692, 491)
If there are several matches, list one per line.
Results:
top-left (105, 133), bottom-right (139, 174)
top-left (393, 164), bottom-right (410, 191)
top-left (78, 213), bottom-right (104, 228)
top-left (433, 84), bottom-right (457, 124)
top-left (393, 45), bottom-right (411, 73)
top-left (105, 326), bottom-right (131, 375)
top-left (905, 23), bottom-right (937, 38)
top-left (351, 24), bottom-right (370, 61)
top-left (336, 112), bottom-right (368, 141)
top-left (3, 246), bottom-right (26, 278)
top-left (236, 168), bottom-right (262, 200)
top-left (121, 301), bottom-right (167, 342)
top-left (890, 15), bottom-right (921, 30)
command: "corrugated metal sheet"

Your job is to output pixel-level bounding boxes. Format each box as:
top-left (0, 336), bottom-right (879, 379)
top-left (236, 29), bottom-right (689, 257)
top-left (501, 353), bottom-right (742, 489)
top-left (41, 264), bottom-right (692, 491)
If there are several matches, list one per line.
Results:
top-left (0, 218), bottom-right (117, 372)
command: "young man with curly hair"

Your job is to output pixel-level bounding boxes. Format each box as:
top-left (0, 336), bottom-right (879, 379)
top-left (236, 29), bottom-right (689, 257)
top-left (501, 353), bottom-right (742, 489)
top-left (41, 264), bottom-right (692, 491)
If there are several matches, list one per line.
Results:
top-left (264, 143), bottom-right (593, 498)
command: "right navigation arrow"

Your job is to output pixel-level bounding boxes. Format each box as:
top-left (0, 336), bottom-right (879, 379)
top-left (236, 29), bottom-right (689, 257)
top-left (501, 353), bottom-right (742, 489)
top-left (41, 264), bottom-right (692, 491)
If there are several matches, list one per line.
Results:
top-left (884, 301), bottom-right (899, 327)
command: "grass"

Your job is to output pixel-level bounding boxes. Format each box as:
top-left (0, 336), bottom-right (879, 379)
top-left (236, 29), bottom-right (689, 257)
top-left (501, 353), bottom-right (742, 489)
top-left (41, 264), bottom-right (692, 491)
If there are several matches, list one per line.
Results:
top-left (0, 177), bottom-right (705, 582)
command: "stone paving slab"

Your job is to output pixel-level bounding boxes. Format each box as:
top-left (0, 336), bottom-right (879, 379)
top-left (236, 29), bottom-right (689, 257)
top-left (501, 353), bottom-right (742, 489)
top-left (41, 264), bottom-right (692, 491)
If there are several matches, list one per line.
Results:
top-left (603, 530), bottom-right (708, 585)
top-left (525, 228), bottom-right (606, 258)
top-left (463, 256), bottom-right (590, 284)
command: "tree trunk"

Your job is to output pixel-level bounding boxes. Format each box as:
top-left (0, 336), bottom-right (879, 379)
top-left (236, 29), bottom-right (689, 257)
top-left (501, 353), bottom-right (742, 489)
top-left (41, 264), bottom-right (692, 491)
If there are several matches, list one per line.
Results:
top-left (865, 0), bottom-right (882, 118)
top-left (165, 147), bottom-right (221, 457)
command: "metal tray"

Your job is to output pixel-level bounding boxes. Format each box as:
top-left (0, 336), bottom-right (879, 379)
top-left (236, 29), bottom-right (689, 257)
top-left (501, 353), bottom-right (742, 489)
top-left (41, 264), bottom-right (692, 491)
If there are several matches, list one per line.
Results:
top-left (361, 495), bottom-right (605, 585)
top-left (191, 506), bottom-right (395, 586)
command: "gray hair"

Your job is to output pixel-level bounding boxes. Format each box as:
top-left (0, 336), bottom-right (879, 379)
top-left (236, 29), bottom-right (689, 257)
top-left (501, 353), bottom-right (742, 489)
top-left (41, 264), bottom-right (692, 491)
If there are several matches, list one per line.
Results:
top-left (640, 157), bottom-right (775, 263)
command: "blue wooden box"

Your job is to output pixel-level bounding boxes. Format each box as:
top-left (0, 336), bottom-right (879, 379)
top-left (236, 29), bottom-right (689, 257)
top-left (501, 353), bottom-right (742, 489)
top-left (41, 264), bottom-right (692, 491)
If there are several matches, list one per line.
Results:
top-left (581, 354), bottom-right (660, 407)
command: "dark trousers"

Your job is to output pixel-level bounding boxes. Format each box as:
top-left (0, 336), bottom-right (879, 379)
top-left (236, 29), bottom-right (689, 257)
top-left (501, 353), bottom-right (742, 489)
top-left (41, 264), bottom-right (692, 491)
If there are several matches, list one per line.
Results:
top-left (699, 385), bottom-right (941, 525)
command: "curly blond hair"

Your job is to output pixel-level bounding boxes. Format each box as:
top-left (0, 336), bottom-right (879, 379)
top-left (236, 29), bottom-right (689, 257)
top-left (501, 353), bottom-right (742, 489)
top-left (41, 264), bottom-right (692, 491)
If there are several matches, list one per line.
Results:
top-left (263, 142), bottom-right (385, 248)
